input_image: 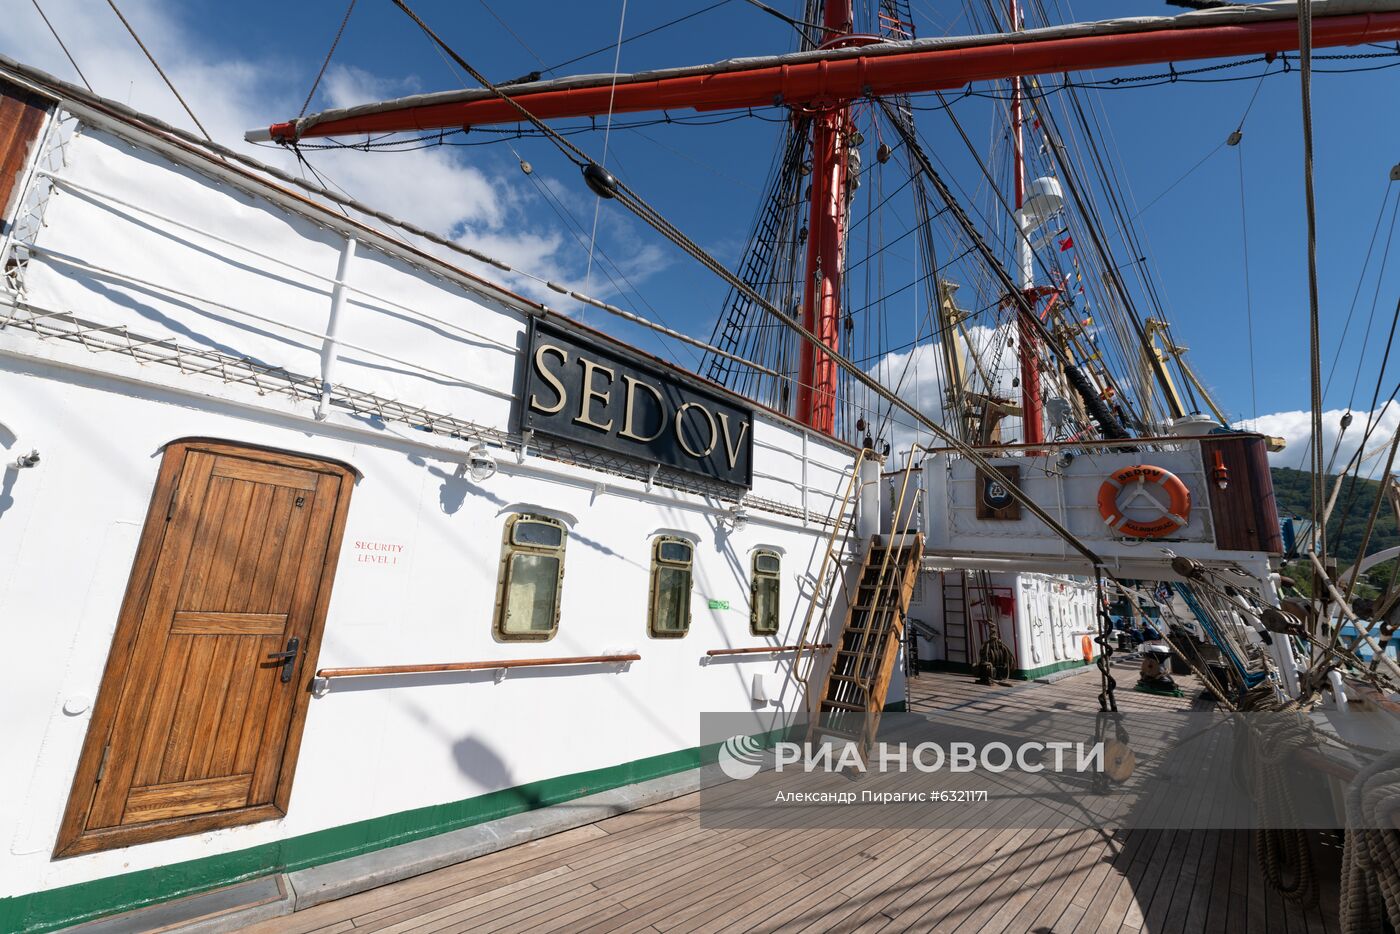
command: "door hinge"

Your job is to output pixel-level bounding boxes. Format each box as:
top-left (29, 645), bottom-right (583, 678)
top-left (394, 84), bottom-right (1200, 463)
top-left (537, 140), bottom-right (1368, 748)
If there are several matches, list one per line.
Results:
top-left (95, 743), bottom-right (111, 782)
top-left (165, 482), bottom-right (180, 521)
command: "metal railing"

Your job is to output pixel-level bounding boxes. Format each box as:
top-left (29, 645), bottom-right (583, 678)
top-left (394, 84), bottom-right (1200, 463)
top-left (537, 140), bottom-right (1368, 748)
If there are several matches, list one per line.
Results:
top-left (705, 643), bottom-right (831, 657)
top-left (311, 653), bottom-right (640, 694)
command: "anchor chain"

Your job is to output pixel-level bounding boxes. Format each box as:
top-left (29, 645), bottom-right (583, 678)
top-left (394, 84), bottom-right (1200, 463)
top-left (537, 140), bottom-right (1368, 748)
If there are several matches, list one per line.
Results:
top-left (1095, 572), bottom-right (1119, 712)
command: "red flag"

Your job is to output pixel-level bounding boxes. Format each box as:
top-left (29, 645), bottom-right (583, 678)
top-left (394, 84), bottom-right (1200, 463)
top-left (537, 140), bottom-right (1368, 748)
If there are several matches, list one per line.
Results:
top-left (1058, 235), bottom-right (1074, 252)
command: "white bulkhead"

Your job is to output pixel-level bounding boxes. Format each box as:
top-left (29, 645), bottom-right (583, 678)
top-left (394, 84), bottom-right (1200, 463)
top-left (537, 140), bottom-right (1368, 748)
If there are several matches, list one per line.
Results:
top-left (0, 74), bottom-right (868, 915)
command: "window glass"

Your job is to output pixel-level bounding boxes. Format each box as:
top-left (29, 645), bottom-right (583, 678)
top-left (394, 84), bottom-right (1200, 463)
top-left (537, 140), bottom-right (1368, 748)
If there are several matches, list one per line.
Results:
top-left (751, 550), bottom-right (781, 635)
top-left (496, 515), bottom-right (566, 640)
top-left (512, 519), bottom-right (563, 548)
top-left (649, 537), bottom-right (693, 637)
top-left (658, 540), bottom-right (692, 564)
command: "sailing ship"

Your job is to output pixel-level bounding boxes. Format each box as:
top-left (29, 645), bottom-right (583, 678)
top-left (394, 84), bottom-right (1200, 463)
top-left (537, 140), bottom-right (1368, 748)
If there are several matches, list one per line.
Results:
top-left (3, 0), bottom-right (1400, 930)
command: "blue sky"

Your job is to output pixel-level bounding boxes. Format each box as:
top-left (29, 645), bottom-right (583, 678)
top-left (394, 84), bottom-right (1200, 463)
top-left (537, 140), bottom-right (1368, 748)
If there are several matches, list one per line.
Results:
top-left (8, 0), bottom-right (1400, 464)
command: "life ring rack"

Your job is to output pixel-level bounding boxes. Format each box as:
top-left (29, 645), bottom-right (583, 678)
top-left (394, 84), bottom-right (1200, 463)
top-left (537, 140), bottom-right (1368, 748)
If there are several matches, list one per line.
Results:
top-left (1096, 464), bottom-right (1191, 539)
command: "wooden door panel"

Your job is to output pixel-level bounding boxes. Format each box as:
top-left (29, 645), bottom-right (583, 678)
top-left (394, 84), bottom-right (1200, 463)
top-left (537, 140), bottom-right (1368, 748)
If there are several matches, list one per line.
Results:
top-left (86, 452), bottom-right (219, 830)
top-left (208, 639), bottom-right (261, 776)
top-left (123, 774), bottom-right (253, 824)
top-left (175, 469), bottom-right (233, 615)
top-left (183, 476), bottom-right (258, 613)
top-left (241, 488), bottom-right (296, 613)
top-left (127, 636), bottom-right (193, 789)
top-left (156, 636), bottom-right (218, 786)
top-left (212, 458), bottom-right (320, 490)
top-left (55, 441), bottom-right (355, 856)
top-left (171, 611), bottom-right (288, 634)
top-left (248, 471), bottom-right (339, 804)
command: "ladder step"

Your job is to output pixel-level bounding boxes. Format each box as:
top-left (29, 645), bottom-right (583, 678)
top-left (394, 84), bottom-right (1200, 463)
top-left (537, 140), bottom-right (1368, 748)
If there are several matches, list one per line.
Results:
top-left (821, 699), bottom-right (868, 712)
top-left (829, 674), bottom-right (867, 685)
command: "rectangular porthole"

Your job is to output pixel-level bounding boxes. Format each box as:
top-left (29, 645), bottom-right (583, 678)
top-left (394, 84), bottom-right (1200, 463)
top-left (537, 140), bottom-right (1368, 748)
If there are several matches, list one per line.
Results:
top-left (495, 515), bottom-right (566, 640)
top-left (751, 550), bottom-right (781, 635)
top-left (649, 537), bottom-right (693, 638)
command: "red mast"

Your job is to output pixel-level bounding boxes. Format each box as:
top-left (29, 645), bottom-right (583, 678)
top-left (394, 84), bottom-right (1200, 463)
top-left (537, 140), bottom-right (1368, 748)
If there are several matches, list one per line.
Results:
top-left (1009, 0), bottom-right (1045, 447)
top-left (795, 0), bottom-right (855, 434)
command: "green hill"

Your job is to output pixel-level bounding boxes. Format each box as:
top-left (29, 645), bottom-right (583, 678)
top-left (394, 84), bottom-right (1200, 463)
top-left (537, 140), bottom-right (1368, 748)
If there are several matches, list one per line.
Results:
top-left (1271, 466), bottom-right (1399, 568)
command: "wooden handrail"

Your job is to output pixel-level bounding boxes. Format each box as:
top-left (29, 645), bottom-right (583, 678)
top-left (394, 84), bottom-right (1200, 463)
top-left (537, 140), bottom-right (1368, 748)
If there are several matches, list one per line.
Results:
top-left (706, 644), bottom-right (831, 657)
top-left (315, 653), bottom-right (639, 679)
top-left (921, 433), bottom-right (1264, 455)
top-left (793, 447), bottom-right (867, 685)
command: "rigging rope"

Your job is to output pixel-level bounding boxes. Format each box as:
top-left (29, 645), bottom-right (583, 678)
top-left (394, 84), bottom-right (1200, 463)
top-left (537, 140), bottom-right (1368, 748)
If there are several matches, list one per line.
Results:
top-left (1237, 141), bottom-right (1258, 427)
top-left (584, 0), bottom-right (631, 297)
top-left (381, 0), bottom-right (1107, 564)
top-left (299, 0), bottom-right (357, 120)
top-left (476, 0), bottom-right (550, 79)
top-left (28, 0), bottom-right (91, 93)
top-left (543, 0), bottom-right (735, 74)
top-left (103, 0), bottom-right (213, 143)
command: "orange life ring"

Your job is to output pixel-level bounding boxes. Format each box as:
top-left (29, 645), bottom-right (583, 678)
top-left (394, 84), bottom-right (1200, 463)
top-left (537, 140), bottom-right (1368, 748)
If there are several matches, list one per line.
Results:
top-left (1081, 634), bottom-right (1094, 663)
top-left (1096, 464), bottom-right (1191, 539)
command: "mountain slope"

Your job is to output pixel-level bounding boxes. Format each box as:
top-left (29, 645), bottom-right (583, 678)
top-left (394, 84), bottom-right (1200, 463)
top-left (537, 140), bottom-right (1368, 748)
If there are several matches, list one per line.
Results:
top-left (1271, 467), bottom-right (1399, 566)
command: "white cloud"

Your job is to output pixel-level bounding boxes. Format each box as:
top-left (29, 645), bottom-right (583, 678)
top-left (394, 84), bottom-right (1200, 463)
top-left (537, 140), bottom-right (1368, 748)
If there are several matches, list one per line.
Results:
top-left (1251, 404), bottom-right (1400, 474)
top-left (2, 0), bottom-right (667, 308)
top-left (859, 322), bottom-right (1023, 452)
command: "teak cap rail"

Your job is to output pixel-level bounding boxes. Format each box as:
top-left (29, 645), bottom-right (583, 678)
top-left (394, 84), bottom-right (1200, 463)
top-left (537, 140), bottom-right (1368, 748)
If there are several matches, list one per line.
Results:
top-left (922, 433), bottom-right (1266, 455)
top-left (313, 654), bottom-right (640, 692)
top-left (705, 644), bottom-right (832, 657)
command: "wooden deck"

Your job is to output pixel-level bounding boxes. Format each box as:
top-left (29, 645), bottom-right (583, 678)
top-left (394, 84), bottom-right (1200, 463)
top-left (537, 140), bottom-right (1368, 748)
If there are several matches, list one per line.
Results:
top-left (246, 662), bottom-right (1341, 933)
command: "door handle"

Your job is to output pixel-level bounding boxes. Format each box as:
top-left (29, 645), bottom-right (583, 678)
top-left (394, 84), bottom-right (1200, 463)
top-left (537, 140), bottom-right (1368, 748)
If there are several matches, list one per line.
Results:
top-left (267, 637), bottom-right (300, 684)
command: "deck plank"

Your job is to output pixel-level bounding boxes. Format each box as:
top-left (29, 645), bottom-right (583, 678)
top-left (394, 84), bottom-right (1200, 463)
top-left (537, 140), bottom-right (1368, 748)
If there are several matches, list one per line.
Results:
top-left (245, 665), bottom-right (1343, 934)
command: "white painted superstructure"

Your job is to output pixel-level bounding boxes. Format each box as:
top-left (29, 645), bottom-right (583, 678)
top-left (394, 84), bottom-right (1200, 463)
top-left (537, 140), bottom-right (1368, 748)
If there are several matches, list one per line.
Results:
top-left (0, 61), bottom-right (869, 926)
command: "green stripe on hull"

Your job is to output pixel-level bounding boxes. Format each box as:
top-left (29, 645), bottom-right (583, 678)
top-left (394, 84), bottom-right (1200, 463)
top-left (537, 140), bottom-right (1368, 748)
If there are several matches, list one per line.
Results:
top-left (2, 728), bottom-right (789, 933)
top-left (916, 658), bottom-right (1093, 681)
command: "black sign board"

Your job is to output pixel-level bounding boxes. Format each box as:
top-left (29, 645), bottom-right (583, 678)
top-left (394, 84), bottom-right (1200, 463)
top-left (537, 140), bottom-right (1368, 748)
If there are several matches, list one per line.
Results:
top-left (976, 465), bottom-right (1022, 520)
top-left (520, 318), bottom-right (754, 487)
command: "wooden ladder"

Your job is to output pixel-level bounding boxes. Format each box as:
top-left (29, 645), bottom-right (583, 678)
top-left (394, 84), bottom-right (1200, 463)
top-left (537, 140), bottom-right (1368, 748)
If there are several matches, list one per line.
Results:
top-left (810, 531), bottom-right (924, 750)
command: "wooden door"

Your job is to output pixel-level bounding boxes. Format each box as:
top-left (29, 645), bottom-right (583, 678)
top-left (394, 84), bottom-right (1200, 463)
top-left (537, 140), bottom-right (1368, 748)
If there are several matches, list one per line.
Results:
top-left (55, 440), bottom-right (355, 857)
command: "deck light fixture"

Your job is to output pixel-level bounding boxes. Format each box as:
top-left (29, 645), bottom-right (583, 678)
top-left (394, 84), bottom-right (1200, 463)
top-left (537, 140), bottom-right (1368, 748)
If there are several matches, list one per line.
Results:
top-left (466, 443), bottom-right (498, 482)
top-left (1211, 451), bottom-right (1230, 491)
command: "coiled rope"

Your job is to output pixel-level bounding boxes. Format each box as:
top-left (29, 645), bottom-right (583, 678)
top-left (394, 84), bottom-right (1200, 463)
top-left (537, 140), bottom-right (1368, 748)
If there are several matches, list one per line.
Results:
top-left (975, 631), bottom-right (1015, 685)
top-left (1233, 681), bottom-right (1322, 907)
top-left (1251, 709), bottom-right (1322, 908)
top-left (1341, 751), bottom-right (1400, 933)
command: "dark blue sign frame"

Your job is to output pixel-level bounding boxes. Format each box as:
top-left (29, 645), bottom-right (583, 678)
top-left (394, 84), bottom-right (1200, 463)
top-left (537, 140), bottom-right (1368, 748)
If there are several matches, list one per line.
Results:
top-left (519, 318), bottom-right (755, 488)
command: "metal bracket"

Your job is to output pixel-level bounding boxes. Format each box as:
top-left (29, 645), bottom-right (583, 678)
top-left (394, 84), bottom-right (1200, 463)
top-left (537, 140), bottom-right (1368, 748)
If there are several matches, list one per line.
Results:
top-left (311, 676), bottom-right (330, 698)
top-left (494, 667), bottom-right (507, 684)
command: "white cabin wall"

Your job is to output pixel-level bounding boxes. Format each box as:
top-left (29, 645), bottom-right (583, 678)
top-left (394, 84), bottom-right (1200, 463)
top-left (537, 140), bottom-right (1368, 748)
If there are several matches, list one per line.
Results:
top-left (0, 106), bottom-right (861, 900)
top-left (909, 570), bottom-right (944, 665)
top-left (1013, 573), bottom-right (1098, 675)
top-left (908, 570), bottom-right (1098, 677)
top-left (0, 357), bottom-right (852, 897)
top-left (18, 126), bottom-right (527, 431)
